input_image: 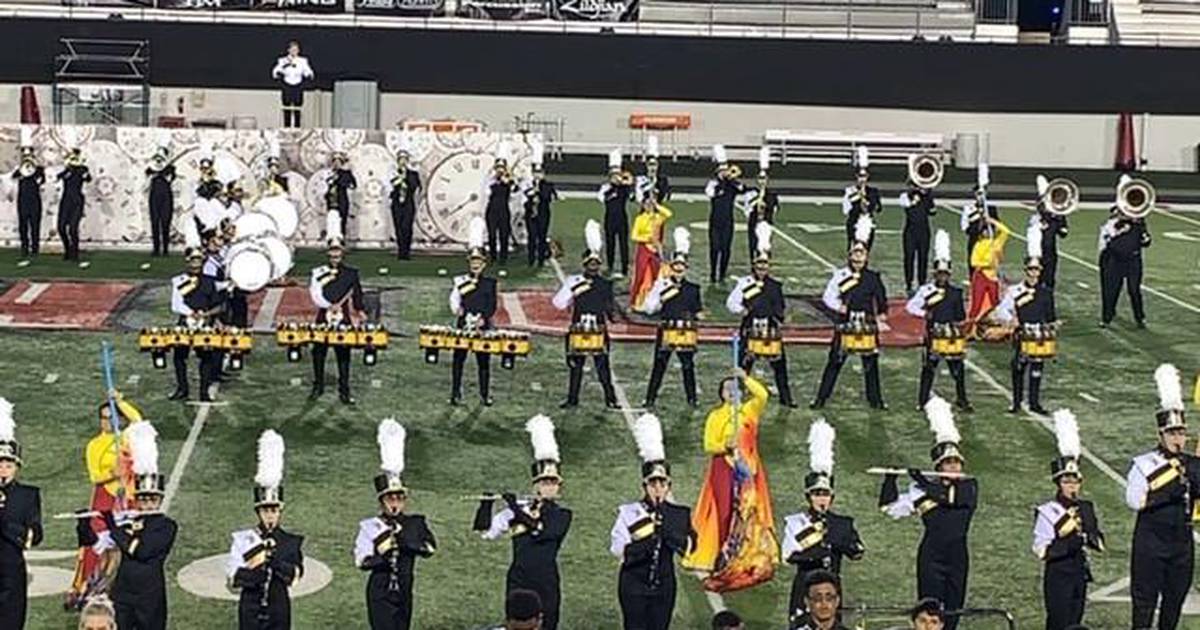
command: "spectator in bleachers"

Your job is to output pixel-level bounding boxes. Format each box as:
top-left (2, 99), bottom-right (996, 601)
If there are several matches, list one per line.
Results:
top-left (789, 570), bottom-right (849, 630)
top-left (272, 40), bottom-right (314, 129)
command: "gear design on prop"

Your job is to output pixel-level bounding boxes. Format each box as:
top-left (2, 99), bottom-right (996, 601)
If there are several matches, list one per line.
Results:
top-left (79, 139), bottom-right (144, 243)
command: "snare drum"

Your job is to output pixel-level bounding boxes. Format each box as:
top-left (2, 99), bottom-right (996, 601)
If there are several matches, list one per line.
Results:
top-left (661, 319), bottom-right (698, 352)
top-left (1018, 323), bottom-right (1058, 360)
top-left (746, 320), bottom-right (783, 360)
top-left (567, 323), bottom-right (607, 355)
top-left (838, 313), bottom-right (879, 355)
top-left (929, 323), bottom-right (966, 359)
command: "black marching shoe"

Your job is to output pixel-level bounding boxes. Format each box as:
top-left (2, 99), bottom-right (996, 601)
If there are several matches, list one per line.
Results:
top-left (481, 397), bottom-right (494, 407)
top-left (808, 398), bottom-right (826, 410)
top-left (1029, 404), bottom-right (1049, 415)
top-left (558, 399), bottom-right (578, 409)
top-left (605, 398), bottom-right (620, 410)
top-left (686, 398), bottom-right (698, 408)
top-left (641, 398), bottom-right (656, 410)
top-left (870, 400), bottom-right (889, 411)
top-left (780, 399), bottom-right (800, 409)
top-left (168, 389), bottom-right (189, 401)
top-left (339, 393), bottom-right (357, 406)
top-left (308, 386), bottom-right (324, 401)
top-left (1008, 403), bottom-right (1022, 414)
top-left (956, 399), bottom-right (975, 413)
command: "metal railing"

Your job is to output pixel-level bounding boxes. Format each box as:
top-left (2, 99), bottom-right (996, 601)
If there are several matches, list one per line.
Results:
top-left (1065, 0), bottom-right (1109, 25)
top-left (973, 0), bottom-right (1014, 24)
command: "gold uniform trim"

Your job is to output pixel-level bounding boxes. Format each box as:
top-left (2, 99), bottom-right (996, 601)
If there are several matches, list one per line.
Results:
top-left (838, 274), bottom-right (861, 294)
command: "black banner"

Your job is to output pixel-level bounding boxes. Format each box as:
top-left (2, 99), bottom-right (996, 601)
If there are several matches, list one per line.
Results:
top-left (354, 0), bottom-right (444, 15)
top-left (454, 0), bottom-right (550, 20)
top-left (155, 0), bottom-right (343, 11)
top-left (553, 0), bottom-right (637, 21)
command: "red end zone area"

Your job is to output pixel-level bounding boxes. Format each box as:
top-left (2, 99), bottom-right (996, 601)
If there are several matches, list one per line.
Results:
top-left (496, 290), bottom-right (925, 347)
top-left (0, 281), bottom-right (137, 330)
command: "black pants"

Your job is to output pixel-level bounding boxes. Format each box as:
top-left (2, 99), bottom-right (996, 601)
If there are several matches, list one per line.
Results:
top-left (312, 343), bottom-right (351, 397)
top-left (173, 347), bottom-right (216, 397)
top-left (738, 344), bottom-right (795, 406)
top-left (902, 226), bottom-right (930, 293)
top-left (1010, 352), bottom-right (1045, 410)
top-left (814, 336), bottom-right (883, 406)
top-left (0, 558), bottom-right (28, 630)
top-left (392, 204), bottom-right (415, 259)
top-left (150, 196), bottom-right (172, 256)
top-left (487, 207), bottom-right (511, 264)
top-left (1131, 532), bottom-right (1193, 630)
top-left (526, 212), bottom-right (548, 266)
top-left (1043, 564), bottom-right (1087, 630)
top-left (708, 215), bottom-right (733, 283)
top-left (644, 340), bottom-right (696, 405)
top-left (1042, 251), bottom-right (1060, 290)
top-left (451, 349), bottom-right (490, 401)
top-left (237, 593), bottom-right (291, 630)
top-left (565, 351), bottom-right (616, 405)
top-left (918, 350), bottom-right (968, 407)
top-left (16, 201), bottom-right (40, 256)
top-left (618, 579), bottom-right (675, 630)
top-left (281, 85), bottom-right (303, 128)
top-left (845, 214), bottom-right (875, 251)
top-left (535, 209), bottom-right (552, 266)
top-left (605, 209), bottom-right (629, 275)
top-left (507, 570), bottom-right (560, 630)
top-left (917, 547), bottom-right (968, 630)
top-left (58, 203), bottom-right (82, 260)
top-left (366, 587), bottom-right (412, 630)
top-left (227, 291), bottom-right (249, 328)
top-left (1101, 254), bottom-right (1146, 324)
top-left (115, 597), bottom-right (168, 630)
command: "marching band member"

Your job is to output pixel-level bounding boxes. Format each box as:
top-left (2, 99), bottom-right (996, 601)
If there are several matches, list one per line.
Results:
top-left (640, 135), bottom-right (671, 203)
top-left (705, 144), bottom-right (745, 284)
top-left (107, 421), bottom-right (178, 630)
top-left (1032, 175), bottom-right (1068, 290)
top-left (355, 419), bottom-right (437, 630)
top-left (271, 40), bottom-right (314, 128)
top-left (169, 223), bottom-right (224, 402)
top-left (0, 399), bottom-right (42, 630)
top-left (146, 143), bottom-right (176, 257)
top-left (327, 152), bottom-right (357, 241)
top-left (907, 230), bottom-right (971, 412)
top-left (390, 143), bottom-right (422, 260)
top-left (960, 167), bottom-right (998, 272)
top-left (552, 220), bottom-right (618, 409)
top-left (727, 223), bottom-right (797, 408)
top-left (476, 415), bottom-right (573, 630)
top-left (899, 172), bottom-right (936, 295)
top-left (745, 147), bottom-right (779, 261)
top-left (1033, 410), bottom-right (1105, 630)
top-left (812, 215), bottom-right (888, 411)
top-left (265, 137), bottom-right (288, 194)
top-left (878, 397), bottom-right (977, 630)
top-left (523, 143), bottom-right (558, 268)
top-left (964, 207), bottom-right (1010, 336)
top-left (782, 420), bottom-right (864, 625)
top-left (309, 211), bottom-right (365, 405)
top-left (196, 153), bottom-right (223, 202)
top-left (629, 188), bottom-right (673, 311)
top-left (485, 147), bottom-right (518, 265)
top-left (641, 227), bottom-right (702, 409)
top-left (1099, 177), bottom-right (1152, 329)
top-left (611, 413), bottom-right (695, 630)
top-left (450, 218), bottom-right (498, 406)
top-left (58, 146), bottom-right (92, 262)
top-left (599, 149), bottom-right (633, 277)
top-left (1125, 364), bottom-right (1200, 630)
top-left (228, 430), bottom-right (304, 630)
top-left (842, 146), bottom-right (881, 251)
top-left (994, 225), bottom-right (1056, 415)
top-left (12, 128), bottom-right (44, 260)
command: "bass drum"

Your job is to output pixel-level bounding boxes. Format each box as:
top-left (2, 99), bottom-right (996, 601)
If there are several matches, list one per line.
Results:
top-left (232, 212), bottom-right (279, 241)
top-left (259, 234), bottom-right (293, 280)
top-left (227, 239), bottom-right (273, 292)
top-left (255, 194), bottom-right (299, 239)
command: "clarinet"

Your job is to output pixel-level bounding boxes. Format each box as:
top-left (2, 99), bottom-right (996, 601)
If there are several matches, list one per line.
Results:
top-left (647, 502), bottom-right (664, 590)
top-left (386, 519), bottom-right (402, 593)
top-left (258, 534), bottom-right (276, 622)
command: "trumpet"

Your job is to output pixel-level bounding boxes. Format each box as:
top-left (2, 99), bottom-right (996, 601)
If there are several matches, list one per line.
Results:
top-left (18, 160), bottom-right (36, 178)
top-left (1041, 177), bottom-right (1080, 216)
top-left (1117, 176), bottom-right (1155, 219)
top-left (611, 170), bottom-right (634, 186)
top-left (866, 467), bottom-right (974, 480)
top-left (907, 153), bottom-right (944, 190)
top-left (726, 164), bottom-right (743, 180)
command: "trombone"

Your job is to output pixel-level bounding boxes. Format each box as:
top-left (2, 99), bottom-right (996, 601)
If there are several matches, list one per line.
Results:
top-left (1116, 176), bottom-right (1155, 219)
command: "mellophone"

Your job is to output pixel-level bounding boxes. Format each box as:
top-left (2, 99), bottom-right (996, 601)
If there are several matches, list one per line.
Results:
top-left (275, 322), bottom-right (390, 365)
top-left (419, 325), bottom-right (532, 368)
top-left (838, 311), bottom-right (879, 355)
top-left (1017, 322), bottom-right (1058, 360)
top-left (928, 322), bottom-right (966, 359)
top-left (138, 325), bottom-right (254, 370)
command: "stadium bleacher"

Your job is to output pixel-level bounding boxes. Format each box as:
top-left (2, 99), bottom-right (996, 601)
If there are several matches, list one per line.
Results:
top-left (1113, 0), bottom-right (1200, 44)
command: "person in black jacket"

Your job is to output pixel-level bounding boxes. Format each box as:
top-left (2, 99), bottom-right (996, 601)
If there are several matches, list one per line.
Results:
top-left (12, 146), bottom-right (45, 259)
top-left (995, 231), bottom-right (1057, 415)
top-left (169, 238), bottom-right (225, 402)
top-left (728, 223), bottom-right (797, 408)
top-left (0, 411), bottom-right (43, 630)
top-left (390, 148), bottom-right (422, 260)
top-left (705, 145), bottom-right (746, 284)
top-left (523, 160), bottom-right (558, 268)
top-left (599, 151), bottom-right (633, 277)
top-left (309, 212), bottom-right (366, 405)
top-left (1098, 204), bottom-right (1151, 328)
top-left (641, 228), bottom-right (702, 409)
top-left (906, 230), bottom-right (971, 412)
top-left (842, 149), bottom-right (882, 252)
top-left (899, 178), bottom-right (936, 295)
top-left (356, 419), bottom-right (437, 630)
top-left (57, 147), bottom-right (91, 262)
top-left (450, 218), bottom-right (499, 406)
top-left (485, 156), bottom-right (518, 265)
top-left (229, 430), bottom-right (304, 630)
top-left (326, 153), bottom-right (357, 241)
top-left (552, 220), bottom-right (618, 410)
top-left (146, 146), bottom-right (176, 257)
top-left (745, 160), bottom-right (780, 261)
top-left (1032, 176), bottom-right (1069, 290)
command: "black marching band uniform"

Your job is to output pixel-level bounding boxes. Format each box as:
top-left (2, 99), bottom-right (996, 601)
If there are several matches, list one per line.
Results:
top-left (879, 398), bottom-right (976, 630)
top-left (309, 212), bottom-right (365, 405)
top-left (996, 228), bottom-right (1057, 415)
top-left (842, 147), bottom-right (882, 252)
top-left (611, 414), bottom-right (695, 630)
top-left (450, 218), bottom-right (498, 406)
top-left (705, 144), bottom-right (746, 284)
top-left (475, 415), bottom-right (573, 630)
top-left (271, 44), bottom-right (314, 128)
top-left (599, 149), bottom-right (633, 277)
top-left (642, 140), bottom-right (671, 205)
top-left (228, 431), bottom-right (304, 630)
top-left (813, 216), bottom-right (888, 410)
top-left (57, 147), bottom-right (91, 262)
top-left (906, 230), bottom-right (971, 412)
top-left (1033, 410), bottom-right (1105, 630)
top-left (746, 155), bottom-right (780, 261)
top-left (728, 223), bottom-right (797, 408)
top-left (356, 420), bottom-right (437, 630)
top-left (390, 147), bottom-right (422, 260)
top-left (1099, 199), bottom-right (1152, 328)
top-left (12, 140), bottom-right (45, 259)
top-left (523, 155), bottom-right (558, 268)
top-left (1032, 175), bottom-right (1069, 290)
top-left (552, 220), bottom-right (618, 409)
top-left (782, 420), bottom-right (864, 625)
top-left (899, 179), bottom-right (936, 295)
top-left (642, 228), bottom-right (702, 408)
top-left (146, 145), bottom-right (176, 257)
top-left (326, 154), bottom-right (357, 240)
top-left (484, 153), bottom-right (517, 265)
top-left (1125, 364), bottom-right (1200, 630)
top-left (169, 238), bottom-right (224, 402)
top-left (0, 411), bottom-right (43, 630)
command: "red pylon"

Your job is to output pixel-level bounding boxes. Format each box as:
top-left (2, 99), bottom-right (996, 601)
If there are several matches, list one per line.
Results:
top-left (1115, 112), bottom-right (1137, 171)
top-left (19, 85), bottom-right (40, 124)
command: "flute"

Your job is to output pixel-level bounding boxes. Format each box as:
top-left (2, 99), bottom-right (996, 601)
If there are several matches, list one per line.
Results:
top-left (865, 467), bottom-right (973, 480)
top-left (53, 509), bottom-right (163, 520)
top-left (460, 493), bottom-right (536, 502)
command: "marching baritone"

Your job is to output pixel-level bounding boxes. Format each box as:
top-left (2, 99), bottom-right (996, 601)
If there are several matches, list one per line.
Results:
top-left (641, 227), bottom-right (702, 409)
top-left (12, 133), bottom-right (45, 259)
top-left (629, 189), bottom-right (673, 311)
top-left (58, 146), bottom-right (92, 262)
top-left (552, 220), bottom-right (618, 409)
top-left (271, 40), bottom-right (314, 128)
top-left (727, 223), bottom-right (797, 408)
top-left (879, 397), bottom-right (977, 630)
top-left (899, 171), bottom-right (937, 295)
top-left (1099, 176), bottom-right (1153, 329)
top-left (812, 215), bottom-right (888, 411)
top-left (485, 148), bottom-right (518, 265)
top-left (327, 152), bottom-right (357, 240)
top-left (1032, 175), bottom-right (1069, 290)
top-left (1033, 410), bottom-right (1105, 630)
top-left (907, 230), bottom-right (971, 412)
top-left (994, 224), bottom-right (1056, 415)
top-left (746, 147), bottom-right (780, 260)
top-left (228, 430), bottom-right (305, 630)
top-left (475, 415), bottom-right (573, 630)
top-left (782, 420), bottom-right (864, 624)
top-left (146, 144), bottom-right (177, 257)
top-left (309, 211), bottom-right (366, 405)
top-left (390, 144), bottom-right (423, 260)
top-left (611, 413), bottom-right (696, 630)
top-left (599, 149), bottom-right (633, 277)
top-left (169, 224), bottom-right (225, 402)
top-left (450, 218), bottom-right (498, 406)
top-left (0, 398), bottom-right (43, 630)
top-left (842, 146), bottom-right (881, 251)
top-left (523, 141), bottom-right (558, 268)
top-left (705, 144), bottom-right (745, 284)
top-left (1125, 364), bottom-right (1200, 630)
top-left (107, 422), bottom-right (178, 630)
top-left (355, 419), bottom-right (437, 630)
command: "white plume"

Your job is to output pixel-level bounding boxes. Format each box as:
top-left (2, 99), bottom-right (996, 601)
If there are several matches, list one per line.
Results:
top-left (977, 163), bottom-right (990, 189)
top-left (1026, 219), bottom-right (1043, 260)
top-left (647, 135), bottom-right (659, 158)
top-left (530, 139), bottom-right (545, 167)
top-left (807, 419), bottom-right (836, 476)
top-left (673, 227), bottom-right (691, 256)
top-left (608, 149), bottom-right (622, 170)
top-left (467, 216), bottom-right (486, 251)
top-left (755, 222), bottom-right (773, 256)
top-left (377, 418), bottom-right (406, 476)
top-left (1053, 409), bottom-right (1081, 459)
top-left (0, 397), bottom-right (14, 442)
top-left (1036, 175), bottom-right (1049, 197)
top-left (525, 414), bottom-right (560, 463)
top-left (126, 421), bottom-right (160, 476)
top-left (633, 413), bottom-right (665, 463)
top-left (925, 395), bottom-right (960, 445)
top-left (397, 132), bottom-right (413, 156)
top-left (758, 146), bottom-right (771, 171)
top-left (496, 141), bottom-right (511, 165)
top-left (268, 134), bottom-right (281, 159)
top-left (853, 214), bottom-right (874, 245)
top-left (1156, 363), bottom-right (1184, 411)
top-left (255, 429), bottom-right (285, 488)
top-left (712, 144), bottom-right (728, 164)
top-left (19, 125), bottom-right (34, 147)
top-left (856, 145), bottom-right (869, 169)
top-left (585, 219), bottom-right (603, 255)
top-left (934, 229), bottom-right (951, 263)
top-left (325, 210), bottom-right (343, 243)
top-left (213, 154), bottom-right (242, 186)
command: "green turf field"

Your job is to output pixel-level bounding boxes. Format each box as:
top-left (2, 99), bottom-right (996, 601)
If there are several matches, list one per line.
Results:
top-left (5, 197), bottom-right (1200, 629)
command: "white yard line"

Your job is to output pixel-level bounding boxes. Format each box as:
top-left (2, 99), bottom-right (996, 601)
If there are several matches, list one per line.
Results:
top-left (1154, 206), bottom-right (1200, 230)
top-left (250, 287), bottom-right (285, 332)
top-left (1075, 281), bottom-right (1090, 290)
top-left (41, 373), bottom-right (58, 384)
top-left (126, 374), bottom-right (141, 385)
top-left (500, 292), bottom-right (529, 327)
top-left (1078, 392), bottom-right (1101, 403)
top-left (14, 282), bottom-right (49, 305)
top-left (161, 386), bottom-right (218, 513)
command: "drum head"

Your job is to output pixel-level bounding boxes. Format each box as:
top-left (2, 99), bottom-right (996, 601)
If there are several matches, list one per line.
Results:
top-left (228, 242), bottom-right (272, 292)
top-left (232, 212), bottom-right (279, 241)
top-left (259, 235), bottom-right (293, 280)
top-left (255, 195), bottom-right (299, 239)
